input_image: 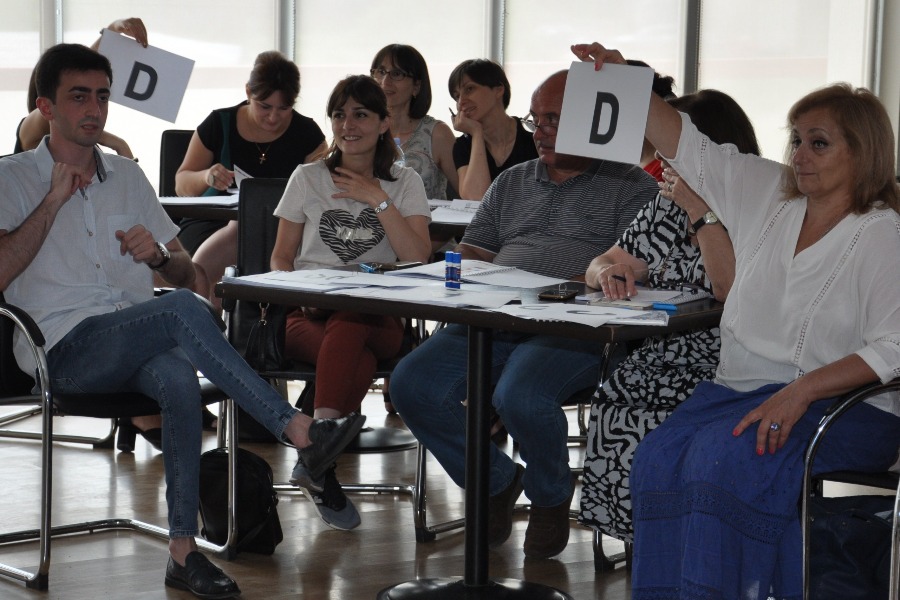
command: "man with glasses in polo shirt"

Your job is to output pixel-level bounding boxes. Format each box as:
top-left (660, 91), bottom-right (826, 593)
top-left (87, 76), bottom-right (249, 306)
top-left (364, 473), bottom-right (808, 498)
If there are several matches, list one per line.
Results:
top-left (390, 69), bottom-right (658, 559)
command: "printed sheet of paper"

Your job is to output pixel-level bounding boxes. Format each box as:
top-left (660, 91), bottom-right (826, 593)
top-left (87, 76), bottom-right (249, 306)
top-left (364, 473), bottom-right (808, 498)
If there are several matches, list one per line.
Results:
top-left (556, 61), bottom-right (653, 165)
top-left (97, 29), bottom-right (194, 122)
top-left (492, 303), bottom-right (665, 326)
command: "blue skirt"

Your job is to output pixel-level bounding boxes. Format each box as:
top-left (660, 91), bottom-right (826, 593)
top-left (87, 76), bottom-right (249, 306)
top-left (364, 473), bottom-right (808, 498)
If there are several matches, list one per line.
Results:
top-left (630, 381), bottom-right (900, 600)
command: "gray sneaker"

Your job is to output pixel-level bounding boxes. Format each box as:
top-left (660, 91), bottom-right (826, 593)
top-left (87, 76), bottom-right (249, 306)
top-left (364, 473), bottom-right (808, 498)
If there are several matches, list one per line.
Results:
top-left (294, 462), bottom-right (361, 531)
top-left (298, 412), bottom-right (366, 480)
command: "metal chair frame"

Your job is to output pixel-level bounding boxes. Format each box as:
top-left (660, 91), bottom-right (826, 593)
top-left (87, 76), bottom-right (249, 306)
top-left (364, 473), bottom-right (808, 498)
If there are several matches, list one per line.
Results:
top-left (801, 377), bottom-right (900, 600)
top-left (0, 302), bottom-right (242, 591)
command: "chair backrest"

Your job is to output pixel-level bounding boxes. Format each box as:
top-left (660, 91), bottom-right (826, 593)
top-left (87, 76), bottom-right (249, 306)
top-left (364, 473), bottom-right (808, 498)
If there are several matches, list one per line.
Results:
top-left (237, 178), bottom-right (288, 277)
top-left (158, 129), bottom-right (194, 197)
top-left (0, 293), bottom-right (37, 398)
top-left (229, 178), bottom-right (288, 354)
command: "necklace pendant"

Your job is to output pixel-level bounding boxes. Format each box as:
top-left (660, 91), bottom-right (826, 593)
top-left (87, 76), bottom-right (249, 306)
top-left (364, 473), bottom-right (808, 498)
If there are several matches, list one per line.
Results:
top-left (259, 153), bottom-right (266, 164)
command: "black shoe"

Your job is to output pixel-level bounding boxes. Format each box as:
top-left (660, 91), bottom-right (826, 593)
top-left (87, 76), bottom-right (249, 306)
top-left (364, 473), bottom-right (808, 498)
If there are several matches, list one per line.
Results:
top-left (488, 464), bottom-right (525, 547)
top-left (297, 413), bottom-right (366, 480)
top-left (116, 418), bottom-right (163, 452)
top-left (165, 551), bottom-right (240, 599)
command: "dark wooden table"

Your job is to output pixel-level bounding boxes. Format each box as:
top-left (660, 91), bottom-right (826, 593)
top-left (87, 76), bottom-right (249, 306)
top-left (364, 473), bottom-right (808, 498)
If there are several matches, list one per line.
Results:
top-left (160, 198), bottom-right (238, 221)
top-left (216, 278), bottom-right (722, 599)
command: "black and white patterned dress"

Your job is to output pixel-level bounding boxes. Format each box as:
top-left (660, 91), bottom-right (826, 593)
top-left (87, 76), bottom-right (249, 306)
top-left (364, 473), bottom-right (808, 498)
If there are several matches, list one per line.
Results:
top-left (578, 194), bottom-right (721, 542)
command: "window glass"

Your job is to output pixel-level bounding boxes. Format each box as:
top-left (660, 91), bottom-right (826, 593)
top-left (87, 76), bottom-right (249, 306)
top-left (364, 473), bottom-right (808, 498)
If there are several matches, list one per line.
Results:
top-left (699, 0), bottom-right (872, 159)
top-left (295, 0), bottom-right (486, 136)
top-left (505, 1), bottom-right (681, 119)
top-left (61, 1), bottom-right (278, 192)
top-left (0, 2), bottom-right (41, 153)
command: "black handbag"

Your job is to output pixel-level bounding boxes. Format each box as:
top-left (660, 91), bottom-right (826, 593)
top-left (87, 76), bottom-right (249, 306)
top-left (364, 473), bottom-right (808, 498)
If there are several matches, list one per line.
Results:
top-left (198, 447), bottom-right (283, 555)
top-left (809, 494), bottom-right (894, 600)
top-left (243, 302), bottom-right (287, 373)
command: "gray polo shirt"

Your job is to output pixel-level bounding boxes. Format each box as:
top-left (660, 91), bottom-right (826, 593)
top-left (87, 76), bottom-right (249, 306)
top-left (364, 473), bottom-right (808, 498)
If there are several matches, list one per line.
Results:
top-left (461, 159), bottom-right (658, 279)
top-left (0, 138), bottom-right (179, 372)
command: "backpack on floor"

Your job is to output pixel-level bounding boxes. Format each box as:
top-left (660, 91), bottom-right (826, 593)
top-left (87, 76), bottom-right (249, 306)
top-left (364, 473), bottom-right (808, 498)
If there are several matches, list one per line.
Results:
top-left (198, 447), bottom-right (283, 555)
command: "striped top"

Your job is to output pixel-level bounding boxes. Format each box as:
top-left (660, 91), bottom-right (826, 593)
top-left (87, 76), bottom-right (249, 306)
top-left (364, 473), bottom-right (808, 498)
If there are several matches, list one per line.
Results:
top-left (461, 159), bottom-right (658, 279)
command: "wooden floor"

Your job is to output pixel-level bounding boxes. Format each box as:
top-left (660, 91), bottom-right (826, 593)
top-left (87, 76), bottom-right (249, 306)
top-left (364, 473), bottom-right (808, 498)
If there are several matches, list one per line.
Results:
top-left (0, 391), bottom-right (631, 600)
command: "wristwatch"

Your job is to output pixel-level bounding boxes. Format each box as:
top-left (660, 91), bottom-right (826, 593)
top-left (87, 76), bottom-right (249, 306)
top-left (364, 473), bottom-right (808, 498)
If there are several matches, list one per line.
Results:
top-left (374, 198), bottom-right (392, 214)
top-left (688, 211), bottom-right (719, 236)
top-left (149, 241), bottom-right (171, 270)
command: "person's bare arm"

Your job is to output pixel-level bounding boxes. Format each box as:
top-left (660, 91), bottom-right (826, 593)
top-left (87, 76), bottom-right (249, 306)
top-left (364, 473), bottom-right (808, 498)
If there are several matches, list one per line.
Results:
top-left (457, 242), bottom-right (496, 262)
top-left (98, 131), bottom-right (134, 159)
top-left (115, 226), bottom-right (194, 289)
top-left (91, 18), bottom-right (148, 50)
top-left (662, 170), bottom-right (735, 301)
top-left (584, 245), bottom-right (649, 300)
top-left (451, 111), bottom-right (491, 200)
top-left (733, 354), bottom-right (878, 456)
top-left (431, 121), bottom-right (460, 195)
top-left (0, 163), bottom-right (90, 290)
top-left (175, 132), bottom-right (233, 196)
top-left (271, 219), bottom-right (304, 272)
top-left (17, 109), bottom-right (49, 151)
top-left (330, 167), bottom-right (432, 264)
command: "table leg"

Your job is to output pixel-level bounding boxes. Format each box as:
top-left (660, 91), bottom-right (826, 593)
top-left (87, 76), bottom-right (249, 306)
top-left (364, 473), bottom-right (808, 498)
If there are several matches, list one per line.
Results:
top-left (376, 326), bottom-right (572, 600)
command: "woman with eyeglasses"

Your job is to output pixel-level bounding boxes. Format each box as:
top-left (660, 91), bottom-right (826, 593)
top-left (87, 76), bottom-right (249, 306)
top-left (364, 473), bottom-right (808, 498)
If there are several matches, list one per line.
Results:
top-left (448, 59), bottom-right (537, 200)
top-left (369, 44), bottom-right (458, 199)
top-left (577, 42), bottom-right (900, 600)
top-left (579, 90), bottom-right (760, 544)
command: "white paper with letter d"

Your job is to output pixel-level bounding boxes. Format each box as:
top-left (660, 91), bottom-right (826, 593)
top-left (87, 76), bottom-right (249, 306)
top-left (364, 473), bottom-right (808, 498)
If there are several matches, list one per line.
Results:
top-left (556, 61), bottom-right (653, 165)
top-left (97, 30), bottom-right (194, 123)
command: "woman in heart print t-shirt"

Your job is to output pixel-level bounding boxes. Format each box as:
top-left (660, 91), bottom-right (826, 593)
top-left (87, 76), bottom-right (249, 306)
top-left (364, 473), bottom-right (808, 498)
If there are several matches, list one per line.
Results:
top-left (271, 75), bottom-right (431, 527)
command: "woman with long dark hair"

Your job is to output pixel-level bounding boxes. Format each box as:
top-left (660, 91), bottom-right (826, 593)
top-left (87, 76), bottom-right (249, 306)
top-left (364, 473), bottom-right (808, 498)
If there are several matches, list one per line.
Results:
top-left (271, 75), bottom-right (431, 531)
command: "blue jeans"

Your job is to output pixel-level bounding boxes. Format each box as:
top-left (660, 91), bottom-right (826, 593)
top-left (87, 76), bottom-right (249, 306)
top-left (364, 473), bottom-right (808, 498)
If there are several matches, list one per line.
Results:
top-left (390, 324), bottom-right (603, 507)
top-left (46, 289), bottom-right (298, 538)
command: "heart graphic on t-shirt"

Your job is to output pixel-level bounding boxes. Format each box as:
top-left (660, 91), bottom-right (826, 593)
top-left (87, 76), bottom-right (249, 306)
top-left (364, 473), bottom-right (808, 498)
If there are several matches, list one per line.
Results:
top-left (319, 208), bottom-right (385, 263)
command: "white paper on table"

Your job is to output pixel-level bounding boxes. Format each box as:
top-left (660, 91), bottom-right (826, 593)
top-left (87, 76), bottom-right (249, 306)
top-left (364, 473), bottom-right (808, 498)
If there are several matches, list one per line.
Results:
top-left (576, 288), bottom-right (686, 303)
top-left (97, 30), bottom-right (194, 122)
top-left (555, 62), bottom-right (653, 165)
top-left (430, 199), bottom-right (481, 224)
top-left (492, 303), bottom-right (662, 326)
top-left (223, 268), bottom-right (442, 290)
top-left (385, 260), bottom-right (566, 288)
top-left (222, 270), bottom-right (367, 292)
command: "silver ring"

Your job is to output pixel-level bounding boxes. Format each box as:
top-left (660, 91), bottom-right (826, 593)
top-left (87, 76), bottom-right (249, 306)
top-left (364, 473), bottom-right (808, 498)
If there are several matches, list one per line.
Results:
top-left (769, 422), bottom-right (781, 432)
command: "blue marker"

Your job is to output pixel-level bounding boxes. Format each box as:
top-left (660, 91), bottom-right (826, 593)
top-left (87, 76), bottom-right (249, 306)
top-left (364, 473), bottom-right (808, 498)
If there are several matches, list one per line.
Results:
top-left (652, 302), bottom-right (677, 311)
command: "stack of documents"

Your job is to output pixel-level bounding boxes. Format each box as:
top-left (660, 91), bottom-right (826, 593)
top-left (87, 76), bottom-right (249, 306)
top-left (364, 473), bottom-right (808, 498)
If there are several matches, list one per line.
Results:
top-left (222, 266), bottom-right (670, 325)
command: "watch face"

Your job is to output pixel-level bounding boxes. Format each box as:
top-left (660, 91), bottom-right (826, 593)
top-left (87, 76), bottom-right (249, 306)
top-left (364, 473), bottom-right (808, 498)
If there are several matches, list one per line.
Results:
top-left (704, 211), bottom-right (719, 224)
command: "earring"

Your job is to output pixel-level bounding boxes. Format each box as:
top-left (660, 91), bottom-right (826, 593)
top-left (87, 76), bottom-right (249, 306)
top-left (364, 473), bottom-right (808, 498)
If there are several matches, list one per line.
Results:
top-left (411, 94), bottom-right (417, 103)
top-left (380, 133), bottom-right (384, 141)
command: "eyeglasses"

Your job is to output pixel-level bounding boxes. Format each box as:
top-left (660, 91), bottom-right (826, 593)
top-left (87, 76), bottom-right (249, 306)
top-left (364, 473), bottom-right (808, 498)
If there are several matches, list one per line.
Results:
top-left (520, 115), bottom-right (559, 134)
top-left (370, 67), bottom-right (411, 82)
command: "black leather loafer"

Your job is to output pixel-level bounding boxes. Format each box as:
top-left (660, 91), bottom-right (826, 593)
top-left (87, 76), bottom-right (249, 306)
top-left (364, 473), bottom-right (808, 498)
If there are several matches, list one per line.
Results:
top-left (298, 412), bottom-right (366, 480)
top-left (164, 551), bottom-right (241, 599)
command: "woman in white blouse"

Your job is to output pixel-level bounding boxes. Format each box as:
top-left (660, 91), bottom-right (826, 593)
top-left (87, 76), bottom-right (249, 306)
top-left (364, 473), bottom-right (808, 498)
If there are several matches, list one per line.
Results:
top-left (573, 42), bottom-right (900, 600)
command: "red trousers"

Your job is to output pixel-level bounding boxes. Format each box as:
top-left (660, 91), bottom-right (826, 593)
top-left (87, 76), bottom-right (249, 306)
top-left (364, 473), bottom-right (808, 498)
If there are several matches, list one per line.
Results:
top-left (284, 309), bottom-right (404, 415)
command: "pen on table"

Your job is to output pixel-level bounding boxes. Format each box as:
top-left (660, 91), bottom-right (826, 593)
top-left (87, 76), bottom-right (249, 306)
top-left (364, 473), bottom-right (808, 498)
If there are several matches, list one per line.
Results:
top-left (359, 263), bottom-right (379, 273)
top-left (652, 302), bottom-right (678, 311)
